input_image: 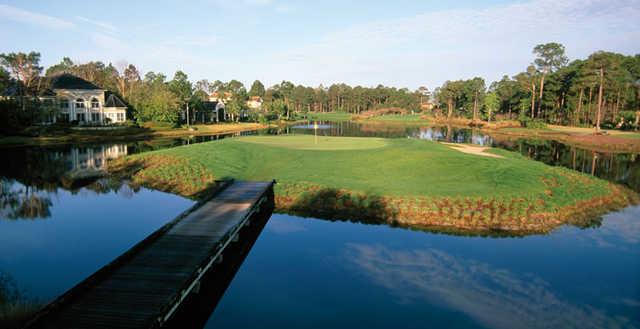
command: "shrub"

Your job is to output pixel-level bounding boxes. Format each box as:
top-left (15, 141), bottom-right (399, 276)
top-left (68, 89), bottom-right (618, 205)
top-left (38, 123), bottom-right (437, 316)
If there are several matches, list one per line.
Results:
top-left (518, 115), bottom-right (547, 129)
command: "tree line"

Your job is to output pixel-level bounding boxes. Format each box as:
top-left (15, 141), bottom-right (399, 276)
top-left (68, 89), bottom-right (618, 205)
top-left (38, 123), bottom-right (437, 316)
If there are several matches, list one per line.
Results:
top-left (0, 53), bottom-right (423, 127)
top-left (2, 43), bottom-right (639, 130)
top-left (434, 43), bottom-right (640, 130)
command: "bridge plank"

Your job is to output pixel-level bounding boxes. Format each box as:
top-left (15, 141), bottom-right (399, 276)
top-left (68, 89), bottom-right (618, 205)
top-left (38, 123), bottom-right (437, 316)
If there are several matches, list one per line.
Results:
top-left (26, 181), bottom-right (273, 329)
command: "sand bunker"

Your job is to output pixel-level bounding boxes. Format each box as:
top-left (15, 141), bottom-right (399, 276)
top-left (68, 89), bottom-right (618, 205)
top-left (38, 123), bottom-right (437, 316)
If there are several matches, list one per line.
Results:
top-left (441, 142), bottom-right (504, 158)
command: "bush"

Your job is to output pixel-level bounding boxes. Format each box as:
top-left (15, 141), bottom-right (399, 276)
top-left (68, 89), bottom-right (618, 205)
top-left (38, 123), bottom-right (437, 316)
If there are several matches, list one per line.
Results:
top-left (0, 99), bottom-right (48, 134)
top-left (518, 114), bottom-right (547, 129)
top-left (618, 111), bottom-right (638, 131)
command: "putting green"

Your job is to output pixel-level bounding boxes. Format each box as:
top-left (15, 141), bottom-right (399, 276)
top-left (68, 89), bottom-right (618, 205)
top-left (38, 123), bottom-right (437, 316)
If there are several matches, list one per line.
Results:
top-left (238, 135), bottom-right (389, 150)
top-left (111, 135), bottom-right (637, 234)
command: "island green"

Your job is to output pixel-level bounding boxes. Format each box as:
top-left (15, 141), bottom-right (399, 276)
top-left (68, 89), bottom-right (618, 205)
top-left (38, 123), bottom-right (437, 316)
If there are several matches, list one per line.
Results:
top-left (110, 135), bottom-right (637, 234)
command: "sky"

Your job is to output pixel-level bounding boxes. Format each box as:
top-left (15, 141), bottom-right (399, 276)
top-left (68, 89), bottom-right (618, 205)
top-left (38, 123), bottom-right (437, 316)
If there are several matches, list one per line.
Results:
top-left (1, 0), bottom-right (639, 90)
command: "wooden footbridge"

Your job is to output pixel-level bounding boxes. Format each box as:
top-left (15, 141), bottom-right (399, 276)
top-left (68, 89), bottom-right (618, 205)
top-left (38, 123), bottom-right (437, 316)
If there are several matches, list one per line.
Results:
top-left (25, 180), bottom-right (275, 329)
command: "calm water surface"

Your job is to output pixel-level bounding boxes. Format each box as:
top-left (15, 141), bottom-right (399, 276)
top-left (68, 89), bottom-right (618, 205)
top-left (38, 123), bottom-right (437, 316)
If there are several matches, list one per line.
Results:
top-left (1, 122), bottom-right (639, 328)
top-left (207, 211), bottom-right (640, 328)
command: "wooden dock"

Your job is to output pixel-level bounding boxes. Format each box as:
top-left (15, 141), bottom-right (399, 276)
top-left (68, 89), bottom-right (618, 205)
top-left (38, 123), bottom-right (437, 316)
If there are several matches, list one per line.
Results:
top-left (25, 180), bottom-right (275, 329)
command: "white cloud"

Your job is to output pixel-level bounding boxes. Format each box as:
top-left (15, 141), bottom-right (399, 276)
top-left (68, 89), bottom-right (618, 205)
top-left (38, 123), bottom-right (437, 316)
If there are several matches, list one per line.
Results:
top-left (0, 4), bottom-right (75, 29)
top-left (164, 35), bottom-right (219, 48)
top-left (256, 0), bottom-right (640, 88)
top-left (75, 16), bottom-right (117, 33)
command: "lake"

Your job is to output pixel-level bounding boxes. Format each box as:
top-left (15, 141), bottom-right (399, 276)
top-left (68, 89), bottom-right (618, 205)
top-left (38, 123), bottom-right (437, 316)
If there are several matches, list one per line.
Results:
top-left (1, 122), bottom-right (639, 328)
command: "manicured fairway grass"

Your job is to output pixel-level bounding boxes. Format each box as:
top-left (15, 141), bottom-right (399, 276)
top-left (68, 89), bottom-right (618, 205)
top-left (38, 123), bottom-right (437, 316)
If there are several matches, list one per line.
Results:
top-left (301, 112), bottom-right (353, 121)
top-left (111, 135), bottom-right (637, 234)
top-left (363, 114), bottom-right (428, 122)
top-left (239, 136), bottom-right (388, 150)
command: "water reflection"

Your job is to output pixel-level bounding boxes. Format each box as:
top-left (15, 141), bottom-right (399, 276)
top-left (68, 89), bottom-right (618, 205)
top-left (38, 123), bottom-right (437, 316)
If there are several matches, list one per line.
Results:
top-left (0, 271), bottom-right (40, 329)
top-left (0, 144), bottom-right (135, 220)
top-left (346, 243), bottom-right (632, 329)
top-left (562, 205), bottom-right (640, 252)
top-left (290, 124), bottom-right (332, 130)
top-left (0, 184), bottom-right (194, 323)
top-left (206, 213), bottom-right (640, 329)
top-left (0, 181), bottom-right (52, 219)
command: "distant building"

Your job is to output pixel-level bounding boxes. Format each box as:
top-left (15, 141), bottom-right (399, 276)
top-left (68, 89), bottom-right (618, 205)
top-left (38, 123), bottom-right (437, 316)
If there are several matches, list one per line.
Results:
top-left (246, 96), bottom-right (263, 110)
top-left (49, 74), bottom-right (127, 124)
top-left (209, 91), bottom-right (232, 103)
top-left (420, 101), bottom-right (434, 111)
top-left (200, 101), bottom-right (226, 122)
top-left (3, 73), bottom-right (128, 125)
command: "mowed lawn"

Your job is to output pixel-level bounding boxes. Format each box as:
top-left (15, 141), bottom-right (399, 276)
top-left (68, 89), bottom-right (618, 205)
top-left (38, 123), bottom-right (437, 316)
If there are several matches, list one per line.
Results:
top-left (302, 112), bottom-right (353, 121)
top-left (137, 135), bottom-right (607, 202)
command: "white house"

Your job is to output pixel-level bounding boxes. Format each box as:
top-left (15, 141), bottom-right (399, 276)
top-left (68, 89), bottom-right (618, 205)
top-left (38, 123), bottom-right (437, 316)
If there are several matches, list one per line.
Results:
top-left (44, 74), bottom-right (127, 124)
top-left (246, 96), bottom-right (263, 110)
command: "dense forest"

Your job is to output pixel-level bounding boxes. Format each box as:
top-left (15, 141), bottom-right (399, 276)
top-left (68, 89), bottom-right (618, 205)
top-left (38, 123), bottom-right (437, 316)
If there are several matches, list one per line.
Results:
top-left (0, 53), bottom-right (422, 127)
top-left (1, 42), bottom-right (639, 130)
top-left (434, 44), bottom-right (640, 130)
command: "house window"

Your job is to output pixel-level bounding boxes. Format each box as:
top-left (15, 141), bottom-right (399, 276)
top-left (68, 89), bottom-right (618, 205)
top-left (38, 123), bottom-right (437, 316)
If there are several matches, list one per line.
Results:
top-left (91, 98), bottom-right (100, 109)
top-left (57, 113), bottom-right (70, 122)
top-left (91, 113), bottom-right (100, 121)
top-left (75, 98), bottom-right (85, 109)
top-left (117, 113), bottom-right (125, 122)
top-left (60, 98), bottom-right (69, 110)
top-left (77, 113), bottom-right (85, 122)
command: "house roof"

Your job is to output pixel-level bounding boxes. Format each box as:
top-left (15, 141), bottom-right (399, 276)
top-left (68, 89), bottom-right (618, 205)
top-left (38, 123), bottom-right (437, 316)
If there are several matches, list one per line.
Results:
top-left (210, 91), bottom-right (232, 98)
top-left (50, 73), bottom-right (101, 90)
top-left (2, 81), bottom-right (56, 97)
top-left (104, 92), bottom-right (127, 108)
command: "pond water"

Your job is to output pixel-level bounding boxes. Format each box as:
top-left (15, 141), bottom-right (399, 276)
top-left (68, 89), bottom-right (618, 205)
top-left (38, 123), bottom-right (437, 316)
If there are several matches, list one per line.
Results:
top-left (206, 211), bottom-right (640, 329)
top-left (0, 179), bottom-right (194, 325)
top-left (1, 122), bottom-right (639, 328)
top-left (290, 123), bottom-right (333, 130)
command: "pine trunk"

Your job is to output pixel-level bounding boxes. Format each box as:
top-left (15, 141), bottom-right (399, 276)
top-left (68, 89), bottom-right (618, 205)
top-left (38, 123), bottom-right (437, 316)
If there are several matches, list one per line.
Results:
top-left (537, 74), bottom-right (546, 119)
top-left (576, 88), bottom-right (583, 126)
top-left (595, 67), bottom-right (604, 132)
top-left (530, 82), bottom-right (536, 119)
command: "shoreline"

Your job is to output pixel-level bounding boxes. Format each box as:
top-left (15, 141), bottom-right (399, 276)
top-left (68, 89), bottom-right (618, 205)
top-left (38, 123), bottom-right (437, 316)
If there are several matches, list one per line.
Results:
top-left (427, 117), bottom-right (640, 153)
top-left (484, 127), bottom-right (640, 153)
top-left (106, 135), bottom-right (639, 236)
top-left (0, 123), bottom-right (269, 147)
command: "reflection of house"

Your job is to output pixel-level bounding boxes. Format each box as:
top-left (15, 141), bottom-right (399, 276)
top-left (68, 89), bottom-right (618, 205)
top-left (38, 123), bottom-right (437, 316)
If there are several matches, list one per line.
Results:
top-left (64, 144), bottom-right (128, 179)
top-left (246, 96), bottom-right (263, 110)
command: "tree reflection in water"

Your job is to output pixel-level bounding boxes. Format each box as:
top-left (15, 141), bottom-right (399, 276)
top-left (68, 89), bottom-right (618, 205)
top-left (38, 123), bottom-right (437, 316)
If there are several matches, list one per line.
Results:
top-left (0, 181), bottom-right (52, 219)
top-left (0, 143), bottom-right (133, 220)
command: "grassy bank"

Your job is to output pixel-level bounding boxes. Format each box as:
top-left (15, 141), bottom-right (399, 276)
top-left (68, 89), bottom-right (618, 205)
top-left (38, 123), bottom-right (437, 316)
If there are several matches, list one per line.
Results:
top-left (0, 123), bottom-right (267, 147)
top-left (300, 112), bottom-right (353, 122)
top-left (109, 135), bottom-right (638, 234)
top-left (360, 114), bottom-right (429, 123)
top-left (490, 125), bottom-right (640, 153)
top-left (422, 116), bottom-right (640, 152)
